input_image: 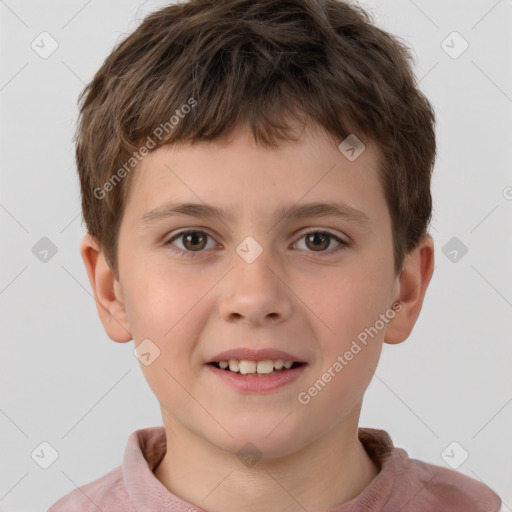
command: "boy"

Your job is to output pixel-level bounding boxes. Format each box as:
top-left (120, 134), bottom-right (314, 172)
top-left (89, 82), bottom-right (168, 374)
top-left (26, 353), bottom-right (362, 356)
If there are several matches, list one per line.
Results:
top-left (48, 0), bottom-right (503, 510)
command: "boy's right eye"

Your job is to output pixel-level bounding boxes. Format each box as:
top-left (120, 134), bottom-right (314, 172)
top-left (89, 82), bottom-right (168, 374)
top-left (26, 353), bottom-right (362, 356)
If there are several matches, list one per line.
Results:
top-left (165, 230), bottom-right (217, 257)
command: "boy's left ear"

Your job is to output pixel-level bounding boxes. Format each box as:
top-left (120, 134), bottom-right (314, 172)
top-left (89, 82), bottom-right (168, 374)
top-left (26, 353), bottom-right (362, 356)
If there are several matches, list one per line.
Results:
top-left (384, 234), bottom-right (435, 345)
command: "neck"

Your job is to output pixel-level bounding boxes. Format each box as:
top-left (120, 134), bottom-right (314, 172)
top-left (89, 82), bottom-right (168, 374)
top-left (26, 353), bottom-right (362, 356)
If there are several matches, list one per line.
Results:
top-left (154, 415), bottom-right (380, 512)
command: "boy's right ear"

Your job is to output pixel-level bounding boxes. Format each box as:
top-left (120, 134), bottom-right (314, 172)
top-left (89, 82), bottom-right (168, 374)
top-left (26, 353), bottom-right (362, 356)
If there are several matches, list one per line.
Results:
top-left (80, 234), bottom-right (132, 343)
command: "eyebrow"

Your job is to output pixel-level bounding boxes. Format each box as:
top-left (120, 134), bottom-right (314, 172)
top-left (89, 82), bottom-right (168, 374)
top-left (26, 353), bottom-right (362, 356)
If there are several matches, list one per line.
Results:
top-left (141, 200), bottom-right (370, 226)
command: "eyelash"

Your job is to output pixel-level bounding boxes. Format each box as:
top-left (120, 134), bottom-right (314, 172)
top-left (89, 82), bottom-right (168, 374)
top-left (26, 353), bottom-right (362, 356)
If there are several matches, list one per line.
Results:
top-left (164, 229), bottom-right (349, 259)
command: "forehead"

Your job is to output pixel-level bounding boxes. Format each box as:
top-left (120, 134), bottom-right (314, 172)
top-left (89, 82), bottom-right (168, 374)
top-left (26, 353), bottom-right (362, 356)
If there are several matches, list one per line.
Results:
top-left (123, 123), bottom-right (386, 227)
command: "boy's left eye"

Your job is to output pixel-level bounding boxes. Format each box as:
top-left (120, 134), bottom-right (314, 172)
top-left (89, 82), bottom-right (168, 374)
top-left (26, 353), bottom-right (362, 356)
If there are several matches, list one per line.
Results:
top-left (164, 229), bottom-right (349, 258)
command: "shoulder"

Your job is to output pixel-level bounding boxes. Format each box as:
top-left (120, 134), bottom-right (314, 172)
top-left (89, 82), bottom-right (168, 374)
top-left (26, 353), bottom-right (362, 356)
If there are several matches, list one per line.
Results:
top-left (46, 426), bottom-right (166, 512)
top-left (399, 455), bottom-right (502, 512)
top-left (46, 465), bottom-right (133, 512)
top-left (358, 428), bottom-right (502, 512)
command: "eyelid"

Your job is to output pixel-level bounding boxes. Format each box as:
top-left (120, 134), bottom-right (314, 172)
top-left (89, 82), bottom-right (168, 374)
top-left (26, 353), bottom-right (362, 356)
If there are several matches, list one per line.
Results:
top-left (295, 227), bottom-right (349, 243)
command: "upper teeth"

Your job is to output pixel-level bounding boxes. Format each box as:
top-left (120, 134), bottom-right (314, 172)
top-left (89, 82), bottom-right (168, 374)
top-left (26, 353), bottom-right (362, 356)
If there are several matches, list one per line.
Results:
top-left (217, 359), bottom-right (295, 374)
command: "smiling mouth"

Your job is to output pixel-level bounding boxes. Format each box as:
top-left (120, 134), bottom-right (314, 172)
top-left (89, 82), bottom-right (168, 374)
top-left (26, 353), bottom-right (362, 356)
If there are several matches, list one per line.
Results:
top-left (208, 360), bottom-right (305, 376)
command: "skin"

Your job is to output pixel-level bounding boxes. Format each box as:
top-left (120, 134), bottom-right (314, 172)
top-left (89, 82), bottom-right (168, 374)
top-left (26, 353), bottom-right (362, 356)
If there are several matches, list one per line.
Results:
top-left (81, 121), bottom-right (434, 512)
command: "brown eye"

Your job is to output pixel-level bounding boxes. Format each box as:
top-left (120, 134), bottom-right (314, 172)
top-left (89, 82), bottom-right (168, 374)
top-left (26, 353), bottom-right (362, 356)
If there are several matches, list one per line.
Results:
top-left (305, 232), bottom-right (331, 251)
top-left (166, 230), bottom-right (216, 257)
top-left (180, 231), bottom-right (208, 251)
top-left (294, 230), bottom-right (347, 255)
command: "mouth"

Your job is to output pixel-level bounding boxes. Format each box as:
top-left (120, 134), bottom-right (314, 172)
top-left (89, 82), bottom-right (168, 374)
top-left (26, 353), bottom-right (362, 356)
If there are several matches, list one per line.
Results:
top-left (205, 358), bottom-right (308, 392)
top-left (207, 359), bottom-right (306, 377)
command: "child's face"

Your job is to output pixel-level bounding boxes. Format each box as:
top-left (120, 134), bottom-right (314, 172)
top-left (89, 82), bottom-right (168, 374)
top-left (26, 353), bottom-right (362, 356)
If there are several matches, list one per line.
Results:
top-left (101, 123), bottom-right (407, 456)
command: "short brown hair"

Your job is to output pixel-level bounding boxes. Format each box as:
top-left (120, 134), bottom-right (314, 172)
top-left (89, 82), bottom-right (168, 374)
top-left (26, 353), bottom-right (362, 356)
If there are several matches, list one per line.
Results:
top-left (75, 0), bottom-right (436, 279)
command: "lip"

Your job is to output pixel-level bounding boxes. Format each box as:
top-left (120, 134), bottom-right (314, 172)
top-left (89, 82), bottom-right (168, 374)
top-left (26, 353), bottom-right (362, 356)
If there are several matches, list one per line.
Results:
top-left (205, 347), bottom-right (306, 364)
top-left (205, 362), bottom-right (308, 393)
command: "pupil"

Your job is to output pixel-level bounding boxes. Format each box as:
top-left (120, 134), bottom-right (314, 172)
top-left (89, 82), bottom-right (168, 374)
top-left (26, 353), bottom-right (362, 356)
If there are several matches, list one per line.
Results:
top-left (307, 233), bottom-right (329, 251)
top-left (185, 232), bottom-right (206, 251)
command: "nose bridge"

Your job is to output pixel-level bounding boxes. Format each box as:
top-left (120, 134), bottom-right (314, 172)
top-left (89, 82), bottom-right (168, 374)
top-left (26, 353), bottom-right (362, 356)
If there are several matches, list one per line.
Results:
top-left (218, 242), bottom-right (292, 325)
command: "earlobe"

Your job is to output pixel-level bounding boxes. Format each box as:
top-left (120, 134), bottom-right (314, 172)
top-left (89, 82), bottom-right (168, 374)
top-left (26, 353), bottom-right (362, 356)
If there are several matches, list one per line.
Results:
top-left (80, 234), bottom-right (132, 343)
top-left (384, 235), bottom-right (435, 345)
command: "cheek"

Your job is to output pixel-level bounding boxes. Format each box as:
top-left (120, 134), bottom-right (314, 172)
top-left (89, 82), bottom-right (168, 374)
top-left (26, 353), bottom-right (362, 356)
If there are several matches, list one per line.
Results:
top-left (306, 261), bottom-right (392, 393)
top-left (125, 269), bottom-right (210, 407)
top-left (121, 265), bottom-right (214, 393)
top-left (317, 270), bottom-right (392, 341)
top-left (297, 285), bottom-right (386, 426)
top-left (123, 261), bottom-right (209, 342)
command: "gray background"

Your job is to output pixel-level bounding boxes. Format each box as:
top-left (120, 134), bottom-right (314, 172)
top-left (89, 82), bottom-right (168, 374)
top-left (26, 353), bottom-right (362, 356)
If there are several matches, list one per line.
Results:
top-left (1, 0), bottom-right (511, 510)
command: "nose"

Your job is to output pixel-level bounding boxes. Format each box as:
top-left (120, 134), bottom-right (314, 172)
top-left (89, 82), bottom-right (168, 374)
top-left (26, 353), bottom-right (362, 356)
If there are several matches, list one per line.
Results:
top-left (218, 250), bottom-right (293, 326)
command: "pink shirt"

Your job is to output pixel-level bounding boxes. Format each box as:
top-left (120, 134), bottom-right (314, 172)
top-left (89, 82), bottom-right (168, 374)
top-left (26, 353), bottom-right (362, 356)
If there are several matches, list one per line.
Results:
top-left (47, 426), bottom-right (502, 511)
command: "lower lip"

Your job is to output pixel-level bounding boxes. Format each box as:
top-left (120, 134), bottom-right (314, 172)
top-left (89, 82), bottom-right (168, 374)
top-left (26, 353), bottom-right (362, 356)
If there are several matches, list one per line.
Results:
top-left (205, 364), bottom-right (307, 393)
